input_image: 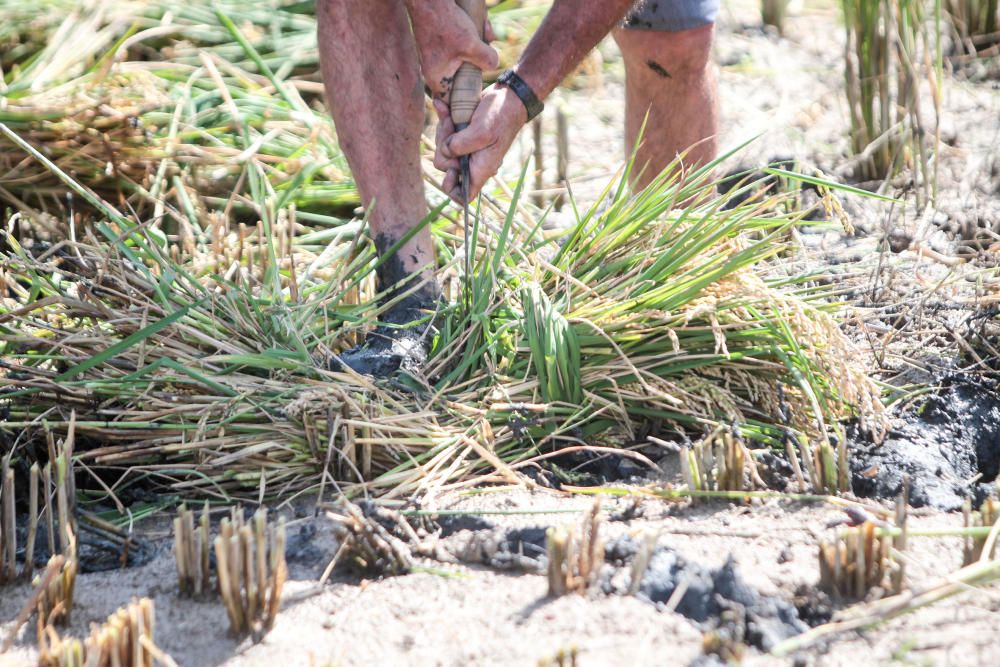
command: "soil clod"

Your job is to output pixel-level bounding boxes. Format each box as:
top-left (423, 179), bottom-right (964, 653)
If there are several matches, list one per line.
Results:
top-left (602, 536), bottom-right (807, 652)
top-left (849, 379), bottom-right (1000, 509)
top-left (329, 290), bottom-right (439, 377)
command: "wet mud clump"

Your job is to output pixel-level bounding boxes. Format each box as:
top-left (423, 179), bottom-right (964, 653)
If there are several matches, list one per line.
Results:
top-left (448, 525), bottom-right (549, 571)
top-left (603, 536), bottom-right (807, 652)
top-left (442, 521), bottom-right (806, 652)
top-left (850, 379), bottom-right (1000, 510)
top-left (331, 321), bottom-right (430, 377)
top-left (329, 234), bottom-right (439, 377)
top-left (520, 447), bottom-right (663, 489)
top-left (10, 517), bottom-right (155, 573)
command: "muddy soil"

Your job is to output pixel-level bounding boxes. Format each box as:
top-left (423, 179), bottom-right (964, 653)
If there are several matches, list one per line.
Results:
top-left (3, 0), bottom-right (1000, 665)
top-left (851, 378), bottom-right (1000, 510)
top-left (2, 490), bottom-right (995, 666)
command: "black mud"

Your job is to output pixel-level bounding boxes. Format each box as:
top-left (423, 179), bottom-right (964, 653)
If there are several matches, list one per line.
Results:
top-left (330, 327), bottom-right (430, 377)
top-left (717, 155), bottom-right (826, 220)
top-left (446, 523), bottom-right (549, 571)
top-left (11, 518), bottom-right (156, 573)
top-left (521, 446), bottom-right (667, 489)
top-left (441, 520), bottom-right (806, 653)
top-left (849, 379), bottom-right (1000, 510)
top-left (327, 234), bottom-right (440, 377)
top-left (603, 536), bottom-right (807, 653)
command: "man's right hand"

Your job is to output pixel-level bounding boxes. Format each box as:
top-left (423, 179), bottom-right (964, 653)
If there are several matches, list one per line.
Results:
top-left (407, 0), bottom-right (499, 101)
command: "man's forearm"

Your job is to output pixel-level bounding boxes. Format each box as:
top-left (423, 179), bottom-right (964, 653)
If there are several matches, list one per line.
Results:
top-left (514, 0), bottom-right (635, 100)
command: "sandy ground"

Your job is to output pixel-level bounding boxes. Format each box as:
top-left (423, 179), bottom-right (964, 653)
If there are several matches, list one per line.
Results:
top-left (2, 489), bottom-right (998, 666)
top-left (3, 0), bottom-right (1000, 665)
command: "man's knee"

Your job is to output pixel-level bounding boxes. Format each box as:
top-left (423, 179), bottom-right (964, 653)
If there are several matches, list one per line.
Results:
top-left (615, 24), bottom-right (714, 81)
top-left (616, 0), bottom-right (717, 78)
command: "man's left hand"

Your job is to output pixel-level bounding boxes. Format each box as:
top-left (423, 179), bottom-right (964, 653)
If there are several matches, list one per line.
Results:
top-left (433, 83), bottom-right (528, 202)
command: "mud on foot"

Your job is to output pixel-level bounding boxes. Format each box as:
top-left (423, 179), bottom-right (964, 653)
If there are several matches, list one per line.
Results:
top-left (329, 290), bottom-right (440, 377)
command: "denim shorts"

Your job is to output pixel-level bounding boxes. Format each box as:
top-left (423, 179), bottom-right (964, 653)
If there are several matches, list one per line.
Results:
top-left (624, 0), bottom-right (720, 32)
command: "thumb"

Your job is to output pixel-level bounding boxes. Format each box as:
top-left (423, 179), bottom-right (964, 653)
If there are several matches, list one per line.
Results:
top-left (445, 122), bottom-right (490, 158)
top-left (464, 40), bottom-right (500, 72)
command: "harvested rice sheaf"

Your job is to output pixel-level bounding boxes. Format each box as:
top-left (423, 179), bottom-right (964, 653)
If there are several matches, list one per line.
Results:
top-left (0, 0), bottom-right (357, 231)
top-left (0, 147), bottom-right (886, 499)
top-left (0, 2), bottom-right (884, 501)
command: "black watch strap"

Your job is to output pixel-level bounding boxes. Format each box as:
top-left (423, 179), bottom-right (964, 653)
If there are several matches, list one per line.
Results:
top-left (497, 69), bottom-right (544, 121)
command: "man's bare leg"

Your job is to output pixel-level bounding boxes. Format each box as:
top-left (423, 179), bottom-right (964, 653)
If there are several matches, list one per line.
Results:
top-left (317, 0), bottom-right (435, 310)
top-left (612, 24), bottom-right (719, 190)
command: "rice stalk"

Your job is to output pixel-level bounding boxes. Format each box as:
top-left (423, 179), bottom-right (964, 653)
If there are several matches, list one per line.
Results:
top-left (1, 419), bottom-right (81, 626)
top-left (34, 430), bottom-right (80, 627)
top-left (0, 0), bottom-right (357, 237)
top-left (327, 501), bottom-right (416, 576)
top-left (773, 556), bottom-right (1000, 656)
top-left (962, 496), bottom-right (998, 565)
top-left (0, 461), bottom-right (15, 582)
top-left (1, 555), bottom-right (64, 653)
top-left (0, 462), bottom-right (41, 583)
top-left (945, 0), bottom-right (1000, 53)
top-left (213, 508), bottom-right (286, 639)
top-left (841, 0), bottom-right (939, 204)
top-left (37, 598), bottom-right (171, 667)
top-left (818, 520), bottom-right (899, 600)
top-left (819, 477), bottom-right (913, 600)
top-left (537, 646), bottom-right (580, 667)
top-left (173, 502), bottom-right (212, 597)
top-left (35, 548), bottom-right (78, 629)
top-left (546, 500), bottom-right (603, 597)
top-left (891, 477), bottom-right (910, 593)
top-left (0, 122), bottom-right (886, 502)
top-left (679, 424), bottom-right (763, 494)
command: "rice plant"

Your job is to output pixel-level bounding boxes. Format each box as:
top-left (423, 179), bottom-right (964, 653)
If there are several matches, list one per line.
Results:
top-left (173, 503), bottom-right (212, 597)
top-left (423, 159), bottom-right (885, 486)
top-left (37, 598), bottom-right (167, 667)
top-left (0, 0), bottom-right (357, 240)
top-left (546, 501), bottom-right (603, 596)
top-left (841, 0), bottom-right (939, 203)
top-left (946, 0), bottom-right (1000, 53)
top-left (214, 508), bottom-right (286, 639)
top-left (0, 127), bottom-right (885, 502)
top-left (0, 0), bottom-right (886, 503)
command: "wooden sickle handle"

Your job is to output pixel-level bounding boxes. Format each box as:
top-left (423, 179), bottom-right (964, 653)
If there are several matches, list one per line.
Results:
top-left (450, 0), bottom-right (487, 127)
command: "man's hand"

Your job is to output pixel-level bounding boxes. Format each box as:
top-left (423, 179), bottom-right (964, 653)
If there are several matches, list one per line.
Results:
top-left (408, 0), bottom-right (498, 101)
top-left (433, 84), bottom-right (528, 202)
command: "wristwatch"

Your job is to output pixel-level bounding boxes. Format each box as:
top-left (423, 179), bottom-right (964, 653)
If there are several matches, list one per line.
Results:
top-left (497, 69), bottom-right (544, 122)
